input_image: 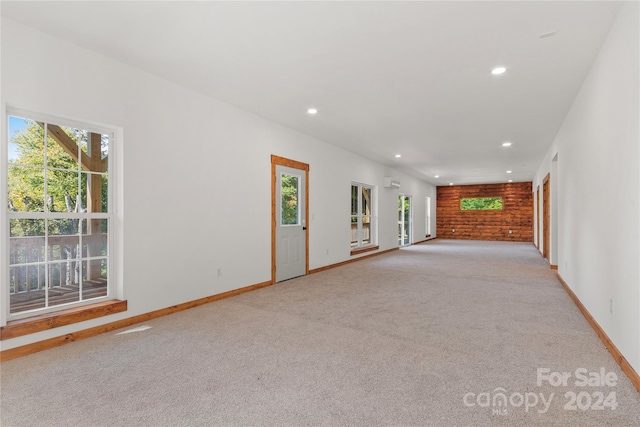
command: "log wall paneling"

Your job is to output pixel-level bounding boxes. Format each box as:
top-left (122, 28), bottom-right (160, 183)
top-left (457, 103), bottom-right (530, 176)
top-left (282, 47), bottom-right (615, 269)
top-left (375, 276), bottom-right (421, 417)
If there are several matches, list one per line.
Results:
top-left (436, 182), bottom-right (533, 242)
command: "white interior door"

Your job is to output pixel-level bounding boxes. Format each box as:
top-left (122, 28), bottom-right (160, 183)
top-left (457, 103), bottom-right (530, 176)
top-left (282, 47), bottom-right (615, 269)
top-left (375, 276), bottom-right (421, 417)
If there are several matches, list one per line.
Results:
top-left (275, 165), bottom-right (306, 282)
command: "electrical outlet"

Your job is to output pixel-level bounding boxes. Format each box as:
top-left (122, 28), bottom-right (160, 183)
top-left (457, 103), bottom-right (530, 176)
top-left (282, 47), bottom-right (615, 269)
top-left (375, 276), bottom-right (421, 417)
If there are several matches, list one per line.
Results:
top-left (452, 229), bottom-right (455, 232)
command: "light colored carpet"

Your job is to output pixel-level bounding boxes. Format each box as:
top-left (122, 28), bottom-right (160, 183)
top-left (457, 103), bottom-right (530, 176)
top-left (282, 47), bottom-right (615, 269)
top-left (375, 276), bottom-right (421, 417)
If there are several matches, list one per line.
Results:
top-left (1, 239), bottom-right (639, 426)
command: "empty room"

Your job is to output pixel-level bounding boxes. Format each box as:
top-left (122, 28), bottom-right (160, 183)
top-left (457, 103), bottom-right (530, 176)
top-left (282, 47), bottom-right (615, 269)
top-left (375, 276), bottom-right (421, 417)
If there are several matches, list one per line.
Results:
top-left (1, 1), bottom-right (639, 426)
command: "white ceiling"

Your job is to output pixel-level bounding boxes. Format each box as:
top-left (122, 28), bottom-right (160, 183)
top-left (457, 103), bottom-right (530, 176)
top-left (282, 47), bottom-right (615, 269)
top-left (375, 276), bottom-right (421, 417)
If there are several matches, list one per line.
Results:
top-left (1, 1), bottom-right (623, 185)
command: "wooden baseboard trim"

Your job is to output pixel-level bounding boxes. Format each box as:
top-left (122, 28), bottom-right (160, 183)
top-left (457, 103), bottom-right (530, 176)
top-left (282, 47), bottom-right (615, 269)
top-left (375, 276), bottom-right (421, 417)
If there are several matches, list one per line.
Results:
top-left (550, 264), bottom-right (558, 270)
top-left (556, 273), bottom-right (640, 393)
top-left (1, 300), bottom-right (128, 341)
top-left (310, 247), bottom-right (399, 275)
top-left (0, 280), bottom-right (272, 362)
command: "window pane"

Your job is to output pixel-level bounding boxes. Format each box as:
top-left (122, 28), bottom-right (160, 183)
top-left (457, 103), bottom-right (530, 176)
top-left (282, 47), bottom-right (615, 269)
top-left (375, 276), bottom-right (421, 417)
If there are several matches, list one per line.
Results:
top-left (49, 258), bottom-right (80, 288)
top-left (101, 134), bottom-right (109, 160)
top-left (102, 172), bottom-right (109, 212)
top-left (9, 218), bottom-right (45, 237)
top-left (351, 216), bottom-right (358, 247)
top-left (8, 117), bottom-right (44, 167)
top-left (47, 124), bottom-right (81, 171)
top-left (48, 260), bottom-right (80, 307)
top-left (82, 172), bottom-right (108, 213)
top-left (281, 174), bottom-right (299, 225)
top-left (8, 137), bottom-right (20, 163)
top-left (8, 166), bottom-right (45, 212)
top-left (9, 264), bottom-right (46, 313)
top-left (82, 219), bottom-right (108, 258)
top-left (351, 185), bottom-right (358, 215)
top-left (48, 262), bottom-right (64, 289)
top-left (460, 197), bottom-right (503, 210)
top-left (9, 229), bottom-right (45, 312)
top-left (362, 216), bottom-right (371, 245)
top-left (46, 169), bottom-right (80, 213)
top-left (404, 199), bottom-right (410, 222)
top-left (48, 219), bottom-right (80, 268)
top-left (78, 130), bottom-right (89, 156)
top-left (9, 219), bottom-right (46, 266)
top-left (361, 187), bottom-right (371, 215)
top-left (83, 259), bottom-right (108, 300)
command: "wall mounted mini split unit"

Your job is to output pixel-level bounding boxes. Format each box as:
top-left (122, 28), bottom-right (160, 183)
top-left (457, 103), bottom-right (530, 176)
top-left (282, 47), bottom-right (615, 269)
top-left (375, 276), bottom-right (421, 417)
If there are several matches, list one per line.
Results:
top-left (384, 177), bottom-right (401, 189)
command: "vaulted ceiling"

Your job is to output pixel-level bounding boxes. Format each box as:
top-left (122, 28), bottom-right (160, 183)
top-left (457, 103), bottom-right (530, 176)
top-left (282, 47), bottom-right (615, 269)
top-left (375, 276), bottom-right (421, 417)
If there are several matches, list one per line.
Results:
top-left (1, 1), bottom-right (623, 185)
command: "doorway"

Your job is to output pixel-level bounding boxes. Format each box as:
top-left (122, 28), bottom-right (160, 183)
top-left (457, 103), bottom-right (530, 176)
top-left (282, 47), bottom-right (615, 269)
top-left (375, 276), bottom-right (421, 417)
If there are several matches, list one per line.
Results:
top-left (536, 186), bottom-right (540, 250)
top-left (543, 174), bottom-right (550, 261)
top-left (426, 196), bottom-right (432, 237)
top-left (398, 194), bottom-right (412, 246)
top-left (272, 155), bottom-right (309, 282)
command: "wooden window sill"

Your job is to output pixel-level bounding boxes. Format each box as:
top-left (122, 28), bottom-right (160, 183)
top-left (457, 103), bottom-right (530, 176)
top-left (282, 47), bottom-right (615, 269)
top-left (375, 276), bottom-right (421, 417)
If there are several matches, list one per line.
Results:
top-left (350, 245), bottom-right (379, 256)
top-left (0, 300), bottom-right (127, 340)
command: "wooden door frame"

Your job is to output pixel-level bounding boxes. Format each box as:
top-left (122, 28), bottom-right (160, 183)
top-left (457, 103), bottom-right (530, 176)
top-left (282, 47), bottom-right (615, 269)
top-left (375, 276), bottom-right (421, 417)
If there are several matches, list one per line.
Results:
top-left (542, 174), bottom-right (550, 260)
top-left (536, 186), bottom-right (540, 250)
top-left (271, 155), bottom-right (310, 284)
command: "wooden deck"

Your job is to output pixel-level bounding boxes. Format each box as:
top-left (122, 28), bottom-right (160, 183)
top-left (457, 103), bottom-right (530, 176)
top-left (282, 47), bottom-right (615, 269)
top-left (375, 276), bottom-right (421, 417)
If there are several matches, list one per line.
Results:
top-left (9, 232), bottom-right (109, 315)
top-left (10, 278), bottom-right (108, 314)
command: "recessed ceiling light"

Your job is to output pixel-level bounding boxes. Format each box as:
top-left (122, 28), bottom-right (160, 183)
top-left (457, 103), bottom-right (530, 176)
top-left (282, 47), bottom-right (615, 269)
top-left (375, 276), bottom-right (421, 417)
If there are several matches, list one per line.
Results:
top-left (502, 142), bottom-right (512, 147)
top-left (307, 108), bottom-right (318, 114)
top-left (491, 66), bottom-right (507, 75)
top-left (508, 179), bottom-right (513, 183)
top-left (434, 175), bottom-right (440, 178)
top-left (449, 183), bottom-right (454, 186)
top-left (506, 170), bottom-right (512, 174)
top-left (395, 154), bottom-right (401, 158)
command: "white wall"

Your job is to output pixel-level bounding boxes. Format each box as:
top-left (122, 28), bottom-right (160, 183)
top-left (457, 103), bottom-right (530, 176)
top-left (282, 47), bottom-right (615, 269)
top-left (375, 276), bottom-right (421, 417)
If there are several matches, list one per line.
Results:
top-left (533, 1), bottom-right (639, 372)
top-left (0, 18), bottom-right (436, 350)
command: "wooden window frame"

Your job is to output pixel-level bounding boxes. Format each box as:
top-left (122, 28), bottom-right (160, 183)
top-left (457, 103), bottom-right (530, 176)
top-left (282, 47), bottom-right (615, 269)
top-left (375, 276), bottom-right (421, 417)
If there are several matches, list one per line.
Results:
top-left (1, 300), bottom-right (127, 340)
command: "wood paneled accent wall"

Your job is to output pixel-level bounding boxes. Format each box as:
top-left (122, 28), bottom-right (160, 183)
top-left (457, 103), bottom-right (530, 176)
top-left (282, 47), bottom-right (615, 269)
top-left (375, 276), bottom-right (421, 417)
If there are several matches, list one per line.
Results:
top-left (437, 182), bottom-right (533, 242)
